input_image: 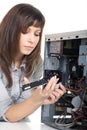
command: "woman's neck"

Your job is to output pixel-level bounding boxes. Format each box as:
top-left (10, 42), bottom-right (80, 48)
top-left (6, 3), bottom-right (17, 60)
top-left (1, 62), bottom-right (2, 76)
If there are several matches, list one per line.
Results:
top-left (15, 60), bottom-right (21, 68)
top-left (14, 55), bottom-right (24, 68)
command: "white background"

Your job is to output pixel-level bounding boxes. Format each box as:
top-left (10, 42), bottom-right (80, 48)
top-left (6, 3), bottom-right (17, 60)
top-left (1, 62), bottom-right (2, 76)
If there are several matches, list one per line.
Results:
top-left (0, 0), bottom-right (87, 34)
top-left (0, 0), bottom-right (87, 122)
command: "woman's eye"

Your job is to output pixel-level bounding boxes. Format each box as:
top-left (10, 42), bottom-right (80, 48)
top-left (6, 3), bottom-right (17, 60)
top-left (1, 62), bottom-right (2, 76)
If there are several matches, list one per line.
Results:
top-left (22, 31), bottom-right (28, 34)
top-left (35, 33), bottom-right (41, 37)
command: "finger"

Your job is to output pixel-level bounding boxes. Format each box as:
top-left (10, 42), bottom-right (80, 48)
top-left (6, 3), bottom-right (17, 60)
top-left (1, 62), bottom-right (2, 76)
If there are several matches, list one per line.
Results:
top-left (42, 76), bottom-right (58, 97)
top-left (51, 76), bottom-right (59, 90)
top-left (52, 90), bottom-right (63, 102)
top-left (48, 94), bottom-right (58, 103)
top-left (58, 82), bottom-right (66, 93)
top-left (42, 77), bottom-right (54, 96)
top-left (54, 88), bottom-right (65, 97)
top-left (23, 77), bottom-right (29, 84)
top-left (43, 76), bottom-right (54, 91)
top-left (45, 76), bottom-right (58, 91)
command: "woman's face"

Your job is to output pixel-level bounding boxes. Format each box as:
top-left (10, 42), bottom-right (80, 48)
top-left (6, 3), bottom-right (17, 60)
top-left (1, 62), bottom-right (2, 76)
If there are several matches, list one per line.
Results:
top-left (18, 25), bottom-right (41, 57)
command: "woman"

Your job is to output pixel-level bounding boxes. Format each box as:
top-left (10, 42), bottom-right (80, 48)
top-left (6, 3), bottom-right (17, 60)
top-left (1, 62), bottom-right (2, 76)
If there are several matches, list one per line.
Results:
top-left (0, 3), bottom-right (66, 122)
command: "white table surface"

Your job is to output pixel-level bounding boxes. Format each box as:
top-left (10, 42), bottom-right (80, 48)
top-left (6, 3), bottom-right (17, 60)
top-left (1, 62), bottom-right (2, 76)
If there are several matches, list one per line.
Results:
top-left (0, 122), bottom-right (57, 130)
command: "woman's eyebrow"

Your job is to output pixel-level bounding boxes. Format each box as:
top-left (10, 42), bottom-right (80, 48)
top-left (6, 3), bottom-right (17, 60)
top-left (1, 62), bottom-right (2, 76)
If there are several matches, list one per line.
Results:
top-left (27, 27), bottom-right (41, 32)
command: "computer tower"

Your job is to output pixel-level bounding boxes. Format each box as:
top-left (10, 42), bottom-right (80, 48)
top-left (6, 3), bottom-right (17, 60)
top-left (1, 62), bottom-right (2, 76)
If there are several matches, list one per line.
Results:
top-left (41, 30), bottom-right (87, 129)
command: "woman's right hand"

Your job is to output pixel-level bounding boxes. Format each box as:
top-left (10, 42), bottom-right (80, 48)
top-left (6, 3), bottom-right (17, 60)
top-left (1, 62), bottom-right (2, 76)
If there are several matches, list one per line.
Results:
top-left (31, 76), bottom-right (65, 104)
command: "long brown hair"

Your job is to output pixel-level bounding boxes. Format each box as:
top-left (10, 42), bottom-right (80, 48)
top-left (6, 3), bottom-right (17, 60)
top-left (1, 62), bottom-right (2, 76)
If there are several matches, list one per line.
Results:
top-left (0, 3), bottom-right (45, 87)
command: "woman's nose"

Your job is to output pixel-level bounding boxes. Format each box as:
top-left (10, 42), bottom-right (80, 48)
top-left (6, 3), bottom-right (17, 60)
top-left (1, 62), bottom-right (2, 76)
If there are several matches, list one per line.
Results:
top-left (28, 33), bottom-right (35, 43)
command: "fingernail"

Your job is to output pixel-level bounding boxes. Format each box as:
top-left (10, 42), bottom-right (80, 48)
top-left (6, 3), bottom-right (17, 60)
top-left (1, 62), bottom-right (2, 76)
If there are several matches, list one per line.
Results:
top-left (54, 75), bottom-right (57, 78)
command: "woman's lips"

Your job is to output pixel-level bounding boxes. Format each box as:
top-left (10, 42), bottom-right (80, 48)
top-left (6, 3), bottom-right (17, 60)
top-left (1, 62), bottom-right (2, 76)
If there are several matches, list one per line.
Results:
top-left (24, 46), bottom-right (34, 50)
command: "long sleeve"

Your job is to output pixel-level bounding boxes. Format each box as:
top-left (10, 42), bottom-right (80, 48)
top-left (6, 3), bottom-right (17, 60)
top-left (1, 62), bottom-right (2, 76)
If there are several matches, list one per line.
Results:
top-left (0, 73), bottom-right (13, 121)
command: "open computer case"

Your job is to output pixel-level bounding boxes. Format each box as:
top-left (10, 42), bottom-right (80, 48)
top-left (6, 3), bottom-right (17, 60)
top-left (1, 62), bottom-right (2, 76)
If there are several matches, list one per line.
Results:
top-left (41, 30), bottom-right (87, 130)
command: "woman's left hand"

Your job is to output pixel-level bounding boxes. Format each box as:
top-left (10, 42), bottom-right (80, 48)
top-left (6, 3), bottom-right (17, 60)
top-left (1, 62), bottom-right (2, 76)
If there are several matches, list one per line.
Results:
top-left (43, 82), bottom-right (66, 104)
